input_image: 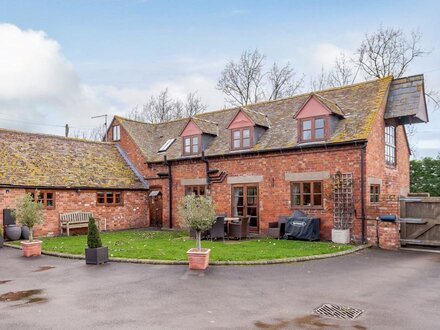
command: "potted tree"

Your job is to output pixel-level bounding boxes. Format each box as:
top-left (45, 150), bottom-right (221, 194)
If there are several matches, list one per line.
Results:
top-left (179, 195), bottom-right (216, 270)
top-left (13, 193), bottom-right (44, 257)
top-left (85, 217), bottom-right (108, 265)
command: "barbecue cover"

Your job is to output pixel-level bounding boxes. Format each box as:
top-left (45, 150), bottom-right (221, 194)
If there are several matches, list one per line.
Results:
top-left (283, 217), bottom-right (320, 241)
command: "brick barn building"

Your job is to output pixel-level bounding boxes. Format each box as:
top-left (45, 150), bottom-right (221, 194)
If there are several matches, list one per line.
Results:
top-left (0, 130), bottom-right (149, 236)
top-left (0, 75), bottom-right (428, 243)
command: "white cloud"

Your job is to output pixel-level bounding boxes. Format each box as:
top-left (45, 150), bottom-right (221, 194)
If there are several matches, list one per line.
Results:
top-left (0, 23), bottom-right (114, 134)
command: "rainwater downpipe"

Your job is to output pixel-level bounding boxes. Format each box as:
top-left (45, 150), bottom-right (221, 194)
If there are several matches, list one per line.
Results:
top-left (164, 156), bottom-right (173, 229)
top-left (360, 143), bottom-right (367, 244)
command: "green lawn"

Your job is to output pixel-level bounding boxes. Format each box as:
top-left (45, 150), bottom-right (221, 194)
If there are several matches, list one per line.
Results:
top-left (10, 230), bottom-right (354, 262)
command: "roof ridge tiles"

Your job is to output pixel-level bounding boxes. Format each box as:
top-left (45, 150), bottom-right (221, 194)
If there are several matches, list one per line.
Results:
top-left (0, 127), bottom-right (113, 145)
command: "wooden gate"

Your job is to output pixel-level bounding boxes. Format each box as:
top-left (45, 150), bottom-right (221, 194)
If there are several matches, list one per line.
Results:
top-left (400, 196), bottom-right (440, 248)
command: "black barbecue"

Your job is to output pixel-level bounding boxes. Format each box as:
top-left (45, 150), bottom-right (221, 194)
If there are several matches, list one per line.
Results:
top-left (283, 210), bottom-right (320, 241)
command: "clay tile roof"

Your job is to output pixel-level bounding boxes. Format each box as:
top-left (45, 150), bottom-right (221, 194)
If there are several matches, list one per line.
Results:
top-left (0, 129), bottom-right (146, 189)
top-left (313, 94), bottom-right (345, 117)
top-left (241, 108), bottom-right (270, 127)
top-left (191, 117), bottom-right (218, 136)
top-left (118, 76), bottom-right (394, 162)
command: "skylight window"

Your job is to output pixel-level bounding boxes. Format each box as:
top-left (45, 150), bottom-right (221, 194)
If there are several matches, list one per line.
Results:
top-left (158, 138), bottom-right (176, 152)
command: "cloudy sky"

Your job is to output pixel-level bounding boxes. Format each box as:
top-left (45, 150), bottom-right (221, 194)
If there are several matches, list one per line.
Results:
top-left (0, 0), bottom-right (439, 157)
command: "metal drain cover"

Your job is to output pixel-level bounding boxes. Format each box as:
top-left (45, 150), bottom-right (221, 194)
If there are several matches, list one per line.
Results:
top-left (314, 303), bottom-right (363, 320)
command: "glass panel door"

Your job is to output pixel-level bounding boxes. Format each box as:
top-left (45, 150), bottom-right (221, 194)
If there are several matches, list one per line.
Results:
top-left (232, 185), bottom-right (259, 231)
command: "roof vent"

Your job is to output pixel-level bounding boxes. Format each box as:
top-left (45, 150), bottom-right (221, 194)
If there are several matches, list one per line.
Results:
top-left (158, 138), bottom-right (176, 152)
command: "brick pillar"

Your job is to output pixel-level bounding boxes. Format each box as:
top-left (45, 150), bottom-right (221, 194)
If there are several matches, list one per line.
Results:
top-left (378, 221), bottom-right (400, 250)
top-left (366, 219), bottom-right (379, 246)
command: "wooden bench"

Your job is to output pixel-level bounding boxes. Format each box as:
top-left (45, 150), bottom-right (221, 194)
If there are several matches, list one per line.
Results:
top-left (60, 212), bottom-right (94, 236)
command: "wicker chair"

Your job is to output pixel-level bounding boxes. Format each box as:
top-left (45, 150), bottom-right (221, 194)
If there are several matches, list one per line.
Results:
top-left (210, 216), bottom-right (226, 241)
top-left (228, 217), bottom-right (249, 240)
top-left (268, 215), bottom-right (289, 239)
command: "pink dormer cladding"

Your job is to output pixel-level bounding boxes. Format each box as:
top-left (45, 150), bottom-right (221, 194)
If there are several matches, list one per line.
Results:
top-left (181, 121), bottom-right (203, 136)
top-left (228, 111), bottom-right (254, 129)
top-left (295, 97), bottom-right (331, 119)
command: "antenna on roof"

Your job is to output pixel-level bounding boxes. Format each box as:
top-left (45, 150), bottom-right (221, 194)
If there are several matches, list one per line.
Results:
top-left (91, 114), bottom-right (108, 142)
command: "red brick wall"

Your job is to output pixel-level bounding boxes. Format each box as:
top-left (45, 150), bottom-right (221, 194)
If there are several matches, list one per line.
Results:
top-left (0, 188), bottom-right (149, 237)
top-left (145, 145), bottom-right (364, 241)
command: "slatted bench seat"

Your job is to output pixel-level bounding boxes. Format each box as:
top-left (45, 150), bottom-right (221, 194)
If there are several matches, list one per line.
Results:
top-left (60, 212), bottom-right (94, 236)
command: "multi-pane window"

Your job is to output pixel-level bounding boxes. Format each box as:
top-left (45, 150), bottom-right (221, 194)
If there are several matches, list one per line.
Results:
top-left (232, 127), bottom-right (251, 150)
top-left (112, 125), bottom-right (121, 141)
top-left (291, 181), bottom-right (323, 207)
top-left (184, 185), bottom-right (206, 196)
top-left (28, 191), bottom-right (55, 208)
top-left (183, 135), bottom-right (200, 155)
top-left (370, 184), bottom-right (380, 203)
top-left (385, 126), bottom-right (396, 166)
top-left (97, 191), bottom-right (123, 206)
top-left (300, 117), bottom-right (326, 142)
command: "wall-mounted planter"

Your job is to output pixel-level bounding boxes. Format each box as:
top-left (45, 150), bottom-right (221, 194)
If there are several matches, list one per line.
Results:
top-left (21, 240), bottom-right (42, 257)
top-left (332, 229), bottom-right (350, 244)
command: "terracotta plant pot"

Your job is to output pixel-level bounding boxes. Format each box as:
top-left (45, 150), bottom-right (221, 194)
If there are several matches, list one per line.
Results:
top-left (21, 240), bottom-right (42, 257)
top-left (187, 248), bottom-right (211, 270)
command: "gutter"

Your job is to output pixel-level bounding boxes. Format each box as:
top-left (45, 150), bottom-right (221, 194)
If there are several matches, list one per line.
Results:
top-left (0, 184), bottom-right (147, 191)
top-left (147, 139), bottom-right (368, 164)
top-left (164, 156), bottom-right (173, 229)
top-left (360, 143), bottom-right (367, 243)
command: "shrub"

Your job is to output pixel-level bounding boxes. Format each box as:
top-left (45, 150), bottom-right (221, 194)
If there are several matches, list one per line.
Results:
top-left (12, 193), bottom-right (44, 242)
top-left (87, 217), bottom-right (102, 249)
top-left (179, 195), bottom-right (216, 251)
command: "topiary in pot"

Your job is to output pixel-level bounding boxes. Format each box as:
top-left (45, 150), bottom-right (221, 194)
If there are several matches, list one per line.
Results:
top-left (85, 217), bottom-right (108, 265)
top-left (13, 193), bottom-right (45, 257)
top-left (179, 195), bottom-right (216, 270)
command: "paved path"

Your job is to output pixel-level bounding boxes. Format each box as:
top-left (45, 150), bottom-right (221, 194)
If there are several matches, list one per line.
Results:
top-left (0, 247), bottom-right (439, 329)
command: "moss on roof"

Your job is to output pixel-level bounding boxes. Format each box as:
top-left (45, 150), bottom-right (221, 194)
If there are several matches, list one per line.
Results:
top-left (0, 129), bottom-right (145, 189)
top-left (118, 76), bottom-right (393, 162)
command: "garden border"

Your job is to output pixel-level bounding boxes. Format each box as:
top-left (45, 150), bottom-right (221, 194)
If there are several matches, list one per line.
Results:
top-left (4, 243), bottom-right (369, 266)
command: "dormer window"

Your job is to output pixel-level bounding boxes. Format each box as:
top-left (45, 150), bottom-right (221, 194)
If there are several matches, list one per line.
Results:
top-left (183, 135), bottom-right (200, 155)
top-left (112, 125), bottom-right (121, 141)
top-left (232, 127), bottom-right (252, 150)
top-left (299, 117), bottom-right (326, 142)
top-left (227, 109), bottom-right (268, 151)
top-left (295, 94), bottom-right (344, 144)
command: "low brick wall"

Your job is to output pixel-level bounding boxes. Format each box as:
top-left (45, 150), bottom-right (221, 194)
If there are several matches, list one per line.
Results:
top-left (366, 219), bottom-right (400, 250)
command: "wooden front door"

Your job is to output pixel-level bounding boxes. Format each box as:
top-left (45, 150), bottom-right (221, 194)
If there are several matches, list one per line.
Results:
top-left (149, 190), bottom-right (163, 228)
top-left (232, 185), bottom-right (259, 232)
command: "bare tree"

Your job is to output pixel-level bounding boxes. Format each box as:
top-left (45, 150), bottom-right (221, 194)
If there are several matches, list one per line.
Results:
top-left (356, 27), bottom-right (428, 79)
top-left (267, 62), bottom-right (304, 100)
top-left (185, 92), bottom-right (207, 117)
top-left (217, 49), bottom-right (265, 106)
top-left (72, 124), bottom-right (107, 141)
top-left (309, 66), bottom-right (330, 91)
top-left (327, 53), bottom-right (356, 87)
top-left (217, 49), bottom-right (303, 106)
top-left (126, 89), bottom-right (207, 123)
